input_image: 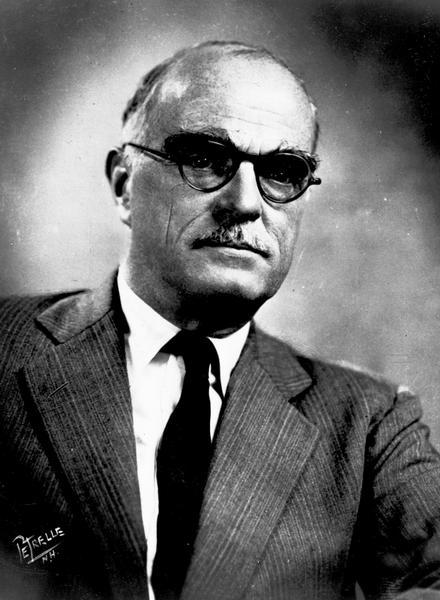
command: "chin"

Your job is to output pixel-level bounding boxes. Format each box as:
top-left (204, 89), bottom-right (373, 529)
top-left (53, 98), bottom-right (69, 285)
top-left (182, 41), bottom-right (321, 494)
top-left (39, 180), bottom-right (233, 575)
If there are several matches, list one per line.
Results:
top-left (185, 274), bottom-right (275, 305)
top-left (171, 271), bottom-right (282, 333)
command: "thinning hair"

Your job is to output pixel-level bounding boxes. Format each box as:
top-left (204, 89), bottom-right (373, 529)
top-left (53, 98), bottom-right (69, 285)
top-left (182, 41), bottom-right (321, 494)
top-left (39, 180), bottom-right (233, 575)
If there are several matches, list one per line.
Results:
top-left (123, 40), bottom-right (319, 150)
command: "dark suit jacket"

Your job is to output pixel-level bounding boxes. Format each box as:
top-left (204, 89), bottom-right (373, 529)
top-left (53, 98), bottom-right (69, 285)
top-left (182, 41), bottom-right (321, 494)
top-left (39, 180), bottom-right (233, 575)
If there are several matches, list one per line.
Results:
top-left (1, 275), bottom-right (440, 600)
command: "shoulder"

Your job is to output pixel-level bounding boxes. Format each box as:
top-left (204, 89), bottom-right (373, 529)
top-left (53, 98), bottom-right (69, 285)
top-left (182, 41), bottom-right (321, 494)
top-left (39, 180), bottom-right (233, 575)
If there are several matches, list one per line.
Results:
top-left (253, 327), bottom-right (418, 427)
top-left (0, 291), bottom-right (81, 325)
top-left (254, 325), bottom-right (393, 392)
top-left (0, 290), bottom-right (86, 366)
top-left (0, 289), bottom-right (86, 332)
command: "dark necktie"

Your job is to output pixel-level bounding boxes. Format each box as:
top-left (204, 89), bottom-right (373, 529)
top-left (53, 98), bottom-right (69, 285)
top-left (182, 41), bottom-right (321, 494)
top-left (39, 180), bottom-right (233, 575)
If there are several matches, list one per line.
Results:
top-left (151, 331), bottom-right (220, 600)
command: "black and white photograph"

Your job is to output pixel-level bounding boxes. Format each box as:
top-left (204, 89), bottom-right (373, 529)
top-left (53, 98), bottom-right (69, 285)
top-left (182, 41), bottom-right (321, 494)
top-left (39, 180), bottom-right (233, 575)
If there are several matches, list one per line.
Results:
top-left (1, 1), bottom-right (440, 598)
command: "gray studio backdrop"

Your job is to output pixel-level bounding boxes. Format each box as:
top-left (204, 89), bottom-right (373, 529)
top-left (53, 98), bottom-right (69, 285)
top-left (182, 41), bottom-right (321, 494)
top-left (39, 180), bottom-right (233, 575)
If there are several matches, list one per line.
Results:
top-left (2, 0), bottom-right (440, 445)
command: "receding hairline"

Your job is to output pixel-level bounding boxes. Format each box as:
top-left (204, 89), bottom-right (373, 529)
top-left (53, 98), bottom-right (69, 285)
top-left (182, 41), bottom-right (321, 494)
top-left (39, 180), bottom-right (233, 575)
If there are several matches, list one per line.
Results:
top-left (122, 41), bottom-right (319, 149)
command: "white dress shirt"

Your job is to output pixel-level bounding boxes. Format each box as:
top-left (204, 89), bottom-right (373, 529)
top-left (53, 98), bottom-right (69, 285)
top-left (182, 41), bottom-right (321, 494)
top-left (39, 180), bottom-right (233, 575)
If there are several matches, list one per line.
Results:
top-left (117, 273), bottom-right (250, 599)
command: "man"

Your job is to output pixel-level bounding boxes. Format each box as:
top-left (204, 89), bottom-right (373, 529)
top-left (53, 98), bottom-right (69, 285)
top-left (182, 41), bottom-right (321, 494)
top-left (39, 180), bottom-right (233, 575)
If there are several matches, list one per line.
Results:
top-left (1, 40), bottom-right (440, 600)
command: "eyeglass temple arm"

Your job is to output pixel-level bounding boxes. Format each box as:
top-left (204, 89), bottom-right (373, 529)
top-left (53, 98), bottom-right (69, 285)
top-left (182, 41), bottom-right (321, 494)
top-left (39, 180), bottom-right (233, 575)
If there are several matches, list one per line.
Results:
top-left (123, 142), bottom-right (171, 162)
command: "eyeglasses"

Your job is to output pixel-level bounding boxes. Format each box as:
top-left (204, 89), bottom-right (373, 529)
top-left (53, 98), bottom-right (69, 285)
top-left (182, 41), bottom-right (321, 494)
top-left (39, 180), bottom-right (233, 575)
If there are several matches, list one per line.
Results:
top-left (122, 134), bottom-right (321, 204)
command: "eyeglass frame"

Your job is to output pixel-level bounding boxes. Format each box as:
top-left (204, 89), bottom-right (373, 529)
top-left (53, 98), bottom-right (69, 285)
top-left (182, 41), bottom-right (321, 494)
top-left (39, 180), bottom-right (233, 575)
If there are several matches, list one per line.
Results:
top-left (120, 137), bottom-right (321, 204)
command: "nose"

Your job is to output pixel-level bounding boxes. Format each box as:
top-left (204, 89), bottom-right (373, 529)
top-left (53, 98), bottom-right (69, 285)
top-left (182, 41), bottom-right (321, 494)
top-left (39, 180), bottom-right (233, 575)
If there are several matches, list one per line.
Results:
top-left (211, 161), bottom-right (263, 224)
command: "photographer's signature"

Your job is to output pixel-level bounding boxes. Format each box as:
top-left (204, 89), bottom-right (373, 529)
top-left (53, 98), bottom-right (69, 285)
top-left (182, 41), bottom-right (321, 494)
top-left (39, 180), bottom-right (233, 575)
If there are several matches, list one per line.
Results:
top-left (13, 527), bottom-right (65, 565)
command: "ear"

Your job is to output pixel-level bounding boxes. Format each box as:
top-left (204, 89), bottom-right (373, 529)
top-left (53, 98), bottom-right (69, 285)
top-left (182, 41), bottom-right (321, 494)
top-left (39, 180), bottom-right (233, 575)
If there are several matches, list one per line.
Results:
top-left (106, 147), bottom-right (132, 227)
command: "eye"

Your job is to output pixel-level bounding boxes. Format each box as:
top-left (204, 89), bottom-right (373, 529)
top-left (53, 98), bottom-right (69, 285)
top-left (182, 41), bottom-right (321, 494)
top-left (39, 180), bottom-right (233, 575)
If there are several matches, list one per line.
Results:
top-left (184, 144), bottom-right (231, 176)
top-left (164, 135), bottom-right (234, 181)
top-left (265, 165), bottom-right (291, 183)
top-left (185, 150), bottom-right (213, 170)
top-left (261, 155), bottom-right (309, 185)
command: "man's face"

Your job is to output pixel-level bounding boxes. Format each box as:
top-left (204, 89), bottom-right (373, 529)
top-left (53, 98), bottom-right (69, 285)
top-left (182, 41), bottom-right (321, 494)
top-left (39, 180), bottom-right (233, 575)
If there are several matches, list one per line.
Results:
top-left (117, 54), bottom-right (316, 321)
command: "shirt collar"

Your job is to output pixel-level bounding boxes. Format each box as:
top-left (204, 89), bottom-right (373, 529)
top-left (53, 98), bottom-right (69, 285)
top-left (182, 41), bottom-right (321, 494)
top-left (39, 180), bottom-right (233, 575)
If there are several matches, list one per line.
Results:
top-left (117, 272), bottom-right (250, 396)
top-left (209, 325), bottom-right (250, 396)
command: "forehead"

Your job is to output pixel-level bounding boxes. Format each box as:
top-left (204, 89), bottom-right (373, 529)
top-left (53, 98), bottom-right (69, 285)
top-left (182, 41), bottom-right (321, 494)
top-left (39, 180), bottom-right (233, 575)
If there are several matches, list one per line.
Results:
top-left (150, 54), bottom-right (315, 153)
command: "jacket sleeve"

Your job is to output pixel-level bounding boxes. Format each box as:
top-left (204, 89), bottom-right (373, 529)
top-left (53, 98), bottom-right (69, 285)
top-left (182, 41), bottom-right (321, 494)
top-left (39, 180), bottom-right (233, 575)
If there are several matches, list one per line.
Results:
top-left (355, 386), bottom-right (440, 598)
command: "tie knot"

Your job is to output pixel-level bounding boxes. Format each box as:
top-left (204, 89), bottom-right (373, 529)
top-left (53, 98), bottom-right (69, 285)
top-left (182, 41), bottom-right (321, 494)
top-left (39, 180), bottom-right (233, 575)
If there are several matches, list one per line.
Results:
top-left (162, 331), bottom-right (219, 377)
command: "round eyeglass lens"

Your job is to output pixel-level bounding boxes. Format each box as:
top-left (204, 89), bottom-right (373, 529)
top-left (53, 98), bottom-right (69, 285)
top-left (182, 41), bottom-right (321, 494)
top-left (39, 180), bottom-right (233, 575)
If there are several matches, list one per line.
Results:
top-left (258, 154), bottom-right (310, 202)
top-left (181, 142), bottom-right (235, 191)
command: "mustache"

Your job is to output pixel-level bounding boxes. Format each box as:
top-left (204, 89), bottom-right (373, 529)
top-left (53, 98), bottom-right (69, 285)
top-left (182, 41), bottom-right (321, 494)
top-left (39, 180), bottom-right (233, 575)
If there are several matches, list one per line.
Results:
top-left (192, 224), bottom-right (270, 257)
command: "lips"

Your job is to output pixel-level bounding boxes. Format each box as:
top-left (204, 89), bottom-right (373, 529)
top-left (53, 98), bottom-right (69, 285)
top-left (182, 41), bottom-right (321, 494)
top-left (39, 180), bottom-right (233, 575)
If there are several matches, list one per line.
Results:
top-left (193, 239), bottom-right (269, 257)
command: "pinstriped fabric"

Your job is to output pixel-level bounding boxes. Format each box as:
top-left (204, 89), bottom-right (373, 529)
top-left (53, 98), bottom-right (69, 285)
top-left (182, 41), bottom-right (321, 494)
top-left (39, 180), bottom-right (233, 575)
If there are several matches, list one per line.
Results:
top-left (0, 293), bottom-right (109, 599)
top-left (20, 314), bottom-right (147, 600)
top-left (182, 329), bottom-right (440, 600)
top-left (36, 276), bottom-right (117, 343)
top-left (2, 279), bottom-right (440, 599)
top-left (0, 293), bottom-right (82, 511)
top-left (182, 331), bottom-right (319, 600)
top-left (0, 278), bottom-right (147, 600)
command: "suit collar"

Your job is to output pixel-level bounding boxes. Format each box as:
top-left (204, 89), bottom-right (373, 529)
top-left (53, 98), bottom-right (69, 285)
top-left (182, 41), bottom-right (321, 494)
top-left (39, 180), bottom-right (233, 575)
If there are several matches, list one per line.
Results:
top-left (21, 275), bottom-right (147, 599)
top-left (35, 273), bottom-right (122, 344)
top-left (251, 323), bottom-right (314, 400)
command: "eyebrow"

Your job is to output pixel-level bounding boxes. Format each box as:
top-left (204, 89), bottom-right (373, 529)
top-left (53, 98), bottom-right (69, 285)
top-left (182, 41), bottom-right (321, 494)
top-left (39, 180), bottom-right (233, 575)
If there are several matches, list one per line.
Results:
top-left (163, 128), bottom-right (318, 165)
top-left (165, 127), bottom-right (234, 146)
top-left (190, 128), bottom-right (302, 155)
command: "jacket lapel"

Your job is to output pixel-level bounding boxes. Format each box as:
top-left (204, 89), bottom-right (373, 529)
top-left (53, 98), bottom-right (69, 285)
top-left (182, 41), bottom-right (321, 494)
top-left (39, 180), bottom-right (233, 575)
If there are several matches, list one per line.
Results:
top-left (17, 275), bottom-right (319, 600)
top-left (182, 328), bottom-right (320, 600)
top-left (18, 277), bottom-right (148, 599)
